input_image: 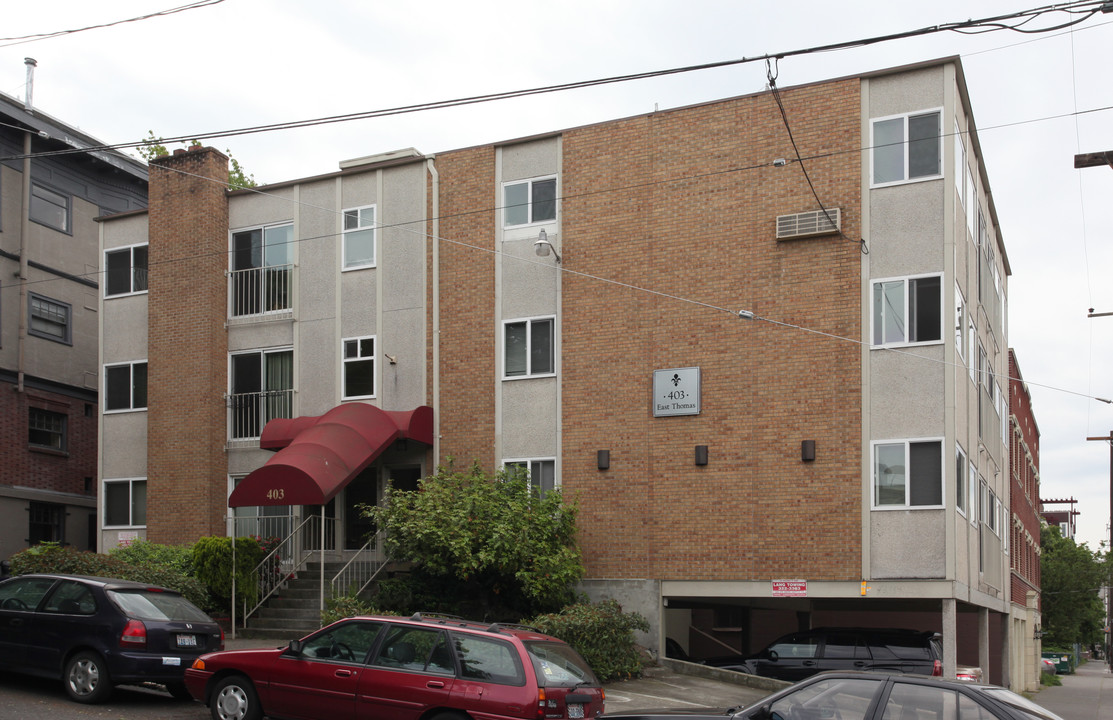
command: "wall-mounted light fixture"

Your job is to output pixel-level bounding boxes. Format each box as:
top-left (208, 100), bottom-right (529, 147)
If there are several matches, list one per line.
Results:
top-left (695, 445), bottom-right (708, 466)
top-left (597, 450), bottom-right (610, 471)
top-left (801, 440), bottom-right (816, 462)
top-left (534, 229), bottom-right (561, 263)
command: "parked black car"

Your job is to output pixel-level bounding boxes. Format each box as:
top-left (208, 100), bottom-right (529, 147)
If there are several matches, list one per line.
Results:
top-left (711, 627), bottom-right (942, 680)
top-left (0, 573), bottom-right (223, 703)
top-left (600, 671), bottom-right (1063, 720)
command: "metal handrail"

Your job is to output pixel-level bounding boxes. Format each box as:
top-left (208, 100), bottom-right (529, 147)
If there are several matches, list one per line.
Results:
top-left (330, 530), bottom-right (389, 598)
top-left (242, 515), bottom-right (318, 622)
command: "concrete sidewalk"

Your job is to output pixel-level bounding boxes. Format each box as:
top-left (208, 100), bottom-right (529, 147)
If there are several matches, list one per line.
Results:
top-left (1033, 660), bottom-right (1113, 719)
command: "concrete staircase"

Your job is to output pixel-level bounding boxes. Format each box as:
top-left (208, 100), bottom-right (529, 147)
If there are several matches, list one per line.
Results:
top-left (238, 561), bottom-right (347, 640)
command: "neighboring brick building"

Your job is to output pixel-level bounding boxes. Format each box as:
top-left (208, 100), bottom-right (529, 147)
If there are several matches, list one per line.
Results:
top-left (1007, 349), bottom-right (1042, 691)
top-left (99, 57), bottom-right (1019, 683)
top-left (0, 80), bottom-right (147, 563)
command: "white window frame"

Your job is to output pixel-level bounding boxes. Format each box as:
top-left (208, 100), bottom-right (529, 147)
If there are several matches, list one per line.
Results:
top-left (504, 457), bottom-right (558, 495)
top-left (103, 477), bottom-right (147, 528)
top-left (871, 438), bottom-right (945, 510)
top-left (870, 108), bottom-right (943, 187)
top-left (28, 293), bottom-right (72, 344)
top-left (969, 462), bottom-right (979, 526)
top-left (871, 273), bottom-right (943, 348)
top-left (954, 285), bottom-right (967, 367)
top-left (503, 316), bottom-right (555, 380)
top-left (104, 244), bottom-right (149, 297)
top-left (342, 205), bottom-right (376, 271)
top-left (29, 407), bottom-right (67, 451)
top-left (502, 175), bottom-right (557, 228)
top-left (104, 360), bottom-right (148, 413)
top-left (342, 335), bottom-right (376, 400)
top-left (955, 444), bottom-right (967, 517)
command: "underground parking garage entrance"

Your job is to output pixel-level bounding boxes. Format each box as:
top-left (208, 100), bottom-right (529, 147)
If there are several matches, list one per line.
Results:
top-left (661, 595), bottom-right (1006, 684)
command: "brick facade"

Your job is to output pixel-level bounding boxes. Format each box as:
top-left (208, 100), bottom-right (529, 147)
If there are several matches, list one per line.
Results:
top-left (0, 380), bottom-right (97, 496)
top-left (145, 147), bottom-right (230, 544)
top-left (1008, 349), bottom-right (1041, 607)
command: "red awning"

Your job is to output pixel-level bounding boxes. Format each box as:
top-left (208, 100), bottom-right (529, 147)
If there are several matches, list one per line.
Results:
top-left (228, 404), bottom-right (433, 507)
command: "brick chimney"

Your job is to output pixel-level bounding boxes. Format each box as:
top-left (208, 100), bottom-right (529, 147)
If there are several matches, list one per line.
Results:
top-left (146, 146), bottom-right (230, 545)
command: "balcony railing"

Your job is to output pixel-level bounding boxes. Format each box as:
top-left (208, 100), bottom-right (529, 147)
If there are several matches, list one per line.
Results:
top-left (229, 264), bottom-right (293, 319)
top-left (228, 389), bottom-right (294, 440)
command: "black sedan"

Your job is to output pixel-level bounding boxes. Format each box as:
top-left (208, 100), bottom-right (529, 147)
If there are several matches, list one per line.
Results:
top-left (0, 573), bottom-right (223, 703)
top-left (600, 671), bottom-right (1063, 720)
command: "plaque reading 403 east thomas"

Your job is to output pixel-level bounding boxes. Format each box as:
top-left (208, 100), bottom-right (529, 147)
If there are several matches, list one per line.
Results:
top-left (653, 367), bottom-right (700, 417)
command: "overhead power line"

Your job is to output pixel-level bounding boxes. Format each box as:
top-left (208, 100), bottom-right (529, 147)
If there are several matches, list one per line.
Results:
top-left (2, 1), bottom-right (1110, 164)
top-left (0, 1), bottom-right (226, 48)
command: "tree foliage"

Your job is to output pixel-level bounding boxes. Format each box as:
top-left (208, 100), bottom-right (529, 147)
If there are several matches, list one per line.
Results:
top-left (365, 462), bottom-right (583, 619)
top-left (1040, 523), bottom-right (1107, 647)
top-left (137, 131), bottom-right (256, 189)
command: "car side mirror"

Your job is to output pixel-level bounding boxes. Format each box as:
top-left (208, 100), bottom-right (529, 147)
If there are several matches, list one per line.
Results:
top-left (750, 704), bottom-right (773, 720)
top-left (286, 639), bottom-right (305, 656)
top-left (768, 650), bottom-right (779, 662)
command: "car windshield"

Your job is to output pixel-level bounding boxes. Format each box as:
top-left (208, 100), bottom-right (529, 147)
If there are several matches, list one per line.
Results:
top-left (108, 589), bottom-right (211, 622)
top-left (979, 687), bottom-right (1065, 720)
top-left (524, 640), bottom-right (600, 688)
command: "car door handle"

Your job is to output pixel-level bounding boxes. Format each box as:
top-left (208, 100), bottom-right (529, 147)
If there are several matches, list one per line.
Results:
top-left (427, 681), bottom-right (446, 689)
top-left (335, 669), bottom-right (354, 678)
top-left (8, 619), bottom-right (24, 628)
top-left (802, 660), bottom-right (816, 666)
top-left (853, 661), bottom-right (868, 668)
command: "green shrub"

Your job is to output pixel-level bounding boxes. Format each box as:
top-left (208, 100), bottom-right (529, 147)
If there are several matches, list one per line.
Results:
top-left (192, 536), bottom-right (266, 613)
top-left (109, 539), bottom-right (194, 575)
top-left (529, 599), bottom-right (650, 682)
top-left (1041, 671), bottom-right (1062, 686)
top-left (321, 593), bottom-right (398, 626)
top-left (8, 544), bottom-right (212, 612)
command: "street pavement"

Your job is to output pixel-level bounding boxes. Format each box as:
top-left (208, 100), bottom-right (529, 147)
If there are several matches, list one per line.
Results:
top-left (1034, 660), bottom-right (1113, 720)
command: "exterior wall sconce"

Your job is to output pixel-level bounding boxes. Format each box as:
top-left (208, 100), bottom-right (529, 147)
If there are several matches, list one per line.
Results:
top-left (534, 229), bottom-right (561, 263)
top-left (801, 440), bottom-right (816, 462)
top-left (597, 450), bottom-right (610, 470)
top-left (695, 445), bottom-right (708, 466)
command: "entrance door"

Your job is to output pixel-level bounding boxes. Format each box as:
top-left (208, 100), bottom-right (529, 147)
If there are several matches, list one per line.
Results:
top-left (345, 467), bottom-right (378, 550)
top-left (387, 466), bottom-right (421, 494)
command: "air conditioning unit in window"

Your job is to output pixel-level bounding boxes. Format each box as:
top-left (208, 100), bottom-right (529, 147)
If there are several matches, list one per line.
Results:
top-left (776, 208), bottom-right (841, 240)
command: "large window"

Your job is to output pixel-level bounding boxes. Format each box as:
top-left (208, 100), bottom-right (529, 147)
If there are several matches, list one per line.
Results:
top-left (105, 245), bottom-right (149, 297)
top-left (342, 336), bottom-right (375, 399)
top-left (503, 176), bottom-right (556, 228)
top-left (29, 407), bottom-right (66, 451)
top-left (873, 439), bottom-right (943, 508)
top-left (30, 183), bottom-right (69, 232)
top-left (505, 458), bottom-right (556, 496)
top-left (104, 478), bottom-right (147, 527)
top-left (954, 285), bottom-right (966, 366)
top-left (871, 110), bottom-right (942, 186)
top-left (230, 349), bottom-right (293, 439)
top-left (29, 293), bottom-right (71, 344)
top-left (104, 361), bottom-right (148, 412)
top-left (871, 275), bottom-right (942, 347)
top-left (955, 445), bottom-right (967, 516)
top-left (504, 316), bottom-right (554, 378)
top-left (343, 205), bottom-right (376, 270)
top-left (231, 224), bottom-right (293, 317)
top-left (29, 502), bottom-right (64, 545)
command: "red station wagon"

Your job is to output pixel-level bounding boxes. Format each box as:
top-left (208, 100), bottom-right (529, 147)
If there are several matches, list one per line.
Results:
top-left (185, 612), bottom-right (605, 720)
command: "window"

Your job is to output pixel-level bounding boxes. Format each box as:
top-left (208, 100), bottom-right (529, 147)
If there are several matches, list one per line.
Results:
top-left (504, 316), bottom-right (554, 378)
top-left (955, 445), bottom-right (967, 516)
top-left (451, 631), bottom-right (526, 685)
top-left (231, 224), bottom-right (292, 317)
top-left (871, 110), bottom-right (942, 186)
top-left (343, 205), bottom-right (376, 270)
top-left (30, 183), bottom-right (69, 232)
top-left (29, 293), bottom-right (71, 344)
top-left (871, 275), bottom-right (941, 346)
top-left (505, 459), bottom-right (556, 496)
top-left (880, 683), bottom-right (957, 720)
top-left (230, 349), bottom-right (293, 439)
top-left (105, 245), bottom-right (148, 297)
top-left (29, 407), bottom-right (66, 451)
top-left (29, 502), bottom-right (64, 545)
top-left (955, 286), bottom-right (966, 365)
top-left (503, 176), bottom-right (556, 227)
top-left (104, 361), bottom-right (148, 412)
top-left (104, 478), bottom-right (146, 527)
top-left (342, 336), bottom-right (375, 399)
top-left (969, 462), bottom-right (979, 526)
top-left (873, 439), bottom-right (943, 508)
top-left (371, 624), bottom-right (454, 675)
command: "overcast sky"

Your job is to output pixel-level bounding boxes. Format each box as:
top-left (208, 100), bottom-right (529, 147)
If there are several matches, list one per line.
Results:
top-left (4, 1), bottom-right (1112, 551)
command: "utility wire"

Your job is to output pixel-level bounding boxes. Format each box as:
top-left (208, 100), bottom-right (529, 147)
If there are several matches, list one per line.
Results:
top-left (2, 0), bottom-right (1109, 164)
top-left (0, 0), bottom-right (226, 48)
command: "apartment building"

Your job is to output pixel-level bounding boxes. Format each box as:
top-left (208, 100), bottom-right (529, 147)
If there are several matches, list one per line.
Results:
top-left (98, 56), bottom-right (1016, 683)
top-left (0, 86), bottom-right (147, 563)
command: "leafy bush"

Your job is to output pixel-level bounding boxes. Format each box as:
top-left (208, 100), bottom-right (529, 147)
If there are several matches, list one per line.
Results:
top-left (8, 544), bottom-right (212, 612)
top-left (321, 593), bottom-right (398, 626)
top-left (109, 539), bottom-right (194, 575)
top-left (192, 536), bottom-right (266, 612)
top-left (529, 599), bottom-right (650, 682)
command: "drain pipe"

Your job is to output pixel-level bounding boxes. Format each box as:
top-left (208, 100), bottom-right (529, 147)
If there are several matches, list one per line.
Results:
top-left (427, 157), bottom-right (441, 462)
top-left (17, 58), bottom-right (37, 394)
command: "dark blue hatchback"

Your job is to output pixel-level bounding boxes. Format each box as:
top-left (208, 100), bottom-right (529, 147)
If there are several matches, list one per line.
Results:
top-left (0, 573), bottom-right (223, 703)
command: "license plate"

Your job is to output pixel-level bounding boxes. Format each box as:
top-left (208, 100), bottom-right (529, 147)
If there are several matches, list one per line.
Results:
top-left (568, 704), bottom-right (584, 719)
top-left (176, 634), bottom-right (197, 648)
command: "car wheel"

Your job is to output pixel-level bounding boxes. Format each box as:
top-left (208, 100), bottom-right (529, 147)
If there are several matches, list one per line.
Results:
top-left (64, 651), bottom-right (112, 704)
top-left (211, 675), bottom-right (262, 720)
top-left (166, 681), bottom-right (194, 701)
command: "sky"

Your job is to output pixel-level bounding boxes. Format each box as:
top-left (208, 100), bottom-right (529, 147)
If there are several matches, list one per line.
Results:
top-left (3, 1), bottom-right (1112, 551)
